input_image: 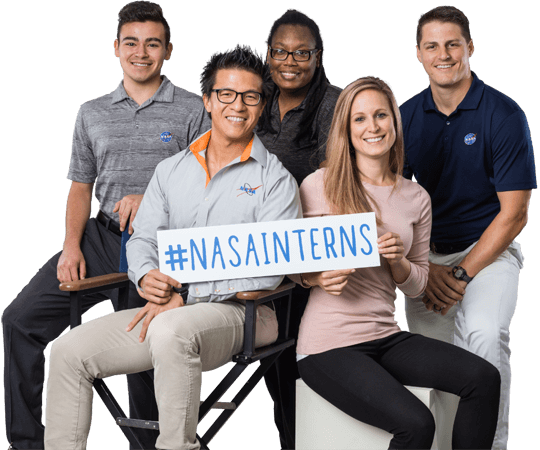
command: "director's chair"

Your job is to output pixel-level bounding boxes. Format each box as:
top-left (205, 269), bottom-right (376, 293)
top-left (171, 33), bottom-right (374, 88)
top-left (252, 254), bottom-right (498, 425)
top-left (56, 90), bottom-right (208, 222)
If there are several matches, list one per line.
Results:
top-left (59, 228), bottom-right (295, 449)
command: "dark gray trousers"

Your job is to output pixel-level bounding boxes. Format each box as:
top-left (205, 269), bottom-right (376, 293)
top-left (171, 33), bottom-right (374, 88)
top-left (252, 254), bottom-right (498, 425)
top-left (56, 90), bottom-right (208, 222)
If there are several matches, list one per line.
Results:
top-left (2, 218), bottom-right (158, 449)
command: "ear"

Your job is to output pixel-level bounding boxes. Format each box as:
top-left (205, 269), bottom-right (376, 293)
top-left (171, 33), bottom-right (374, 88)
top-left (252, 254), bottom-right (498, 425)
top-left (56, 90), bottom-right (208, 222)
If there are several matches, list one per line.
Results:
top-left (114, 39), bottom-right (120, 57)
top-left (416, 45), bottom-right (422, 63)
top-left (468, 39), bottom-right (474, 57)
top-left (165, 42), bottom-right (173, 61)
top-left (203, 93), bottom-right (211, 114)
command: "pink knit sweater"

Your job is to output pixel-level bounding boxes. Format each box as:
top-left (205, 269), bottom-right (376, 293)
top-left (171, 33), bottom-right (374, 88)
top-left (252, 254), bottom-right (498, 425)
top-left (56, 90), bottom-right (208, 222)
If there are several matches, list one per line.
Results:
top-left (292, 169), bottom-right (432, 355)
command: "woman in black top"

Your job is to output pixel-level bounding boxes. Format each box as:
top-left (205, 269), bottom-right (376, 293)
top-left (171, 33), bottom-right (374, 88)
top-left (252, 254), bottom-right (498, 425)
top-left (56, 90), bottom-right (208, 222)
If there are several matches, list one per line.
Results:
top-left (257, 10), bottom-right (341, 185)
top-left (256, 9), bottom-right (341, 449)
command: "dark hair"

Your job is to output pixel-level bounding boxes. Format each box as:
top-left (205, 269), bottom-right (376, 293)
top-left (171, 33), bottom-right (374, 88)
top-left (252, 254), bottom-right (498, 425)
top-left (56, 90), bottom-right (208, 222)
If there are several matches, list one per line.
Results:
top-left (200, 45), bottom-right (272, 100)
top-left (117, 1), bottom-right (171, 46)
top-left (416, 6), bottom-right (471, 46)
top-left (258, 9), bottom-right (330, 145)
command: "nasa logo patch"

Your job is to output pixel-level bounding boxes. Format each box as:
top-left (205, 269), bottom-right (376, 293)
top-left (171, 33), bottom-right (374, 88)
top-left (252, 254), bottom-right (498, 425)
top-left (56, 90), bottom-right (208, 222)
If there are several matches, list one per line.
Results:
top-left (160, 131), bottom-right (173, 143)
top-left (464, 133), bottom-right (477, 145)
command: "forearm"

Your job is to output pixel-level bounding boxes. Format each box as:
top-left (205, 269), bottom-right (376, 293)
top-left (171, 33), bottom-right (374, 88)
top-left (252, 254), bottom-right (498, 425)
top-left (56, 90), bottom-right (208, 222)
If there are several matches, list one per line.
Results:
top-left (126, 168), bottom-right (169, 287)
top-left (63, 182), bottom-right (93, 249)
top-left (459, 207), bottom-right (528, 277)
top-left (389, 257), bottom-right (411, 285)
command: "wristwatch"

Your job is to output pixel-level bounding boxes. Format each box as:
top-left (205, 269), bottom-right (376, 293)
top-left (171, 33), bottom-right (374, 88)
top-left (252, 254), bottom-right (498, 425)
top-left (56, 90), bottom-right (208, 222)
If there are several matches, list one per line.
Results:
top-left (452, 266), bottom-right (474, 283)
top-left (173, 284), bottom-right (189, 296)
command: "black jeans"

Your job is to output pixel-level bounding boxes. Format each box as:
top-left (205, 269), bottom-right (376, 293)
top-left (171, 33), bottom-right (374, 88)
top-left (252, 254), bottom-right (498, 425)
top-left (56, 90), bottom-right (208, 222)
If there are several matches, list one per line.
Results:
top-left (298, 331), bottom-right (501, 450)
top-left (2, 218), bottom-right (158, 449)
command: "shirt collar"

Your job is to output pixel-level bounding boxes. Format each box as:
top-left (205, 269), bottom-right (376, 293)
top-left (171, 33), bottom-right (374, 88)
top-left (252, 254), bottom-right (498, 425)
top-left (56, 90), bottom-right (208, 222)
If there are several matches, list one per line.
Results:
top-left (189, 130), bottom-right (267, 187)
top-left (111, 75), bottom-right (174, 105)
top-left (270, 82), bottom-right (313, 116)
top-left (422, 72), bottom-right (484, 113)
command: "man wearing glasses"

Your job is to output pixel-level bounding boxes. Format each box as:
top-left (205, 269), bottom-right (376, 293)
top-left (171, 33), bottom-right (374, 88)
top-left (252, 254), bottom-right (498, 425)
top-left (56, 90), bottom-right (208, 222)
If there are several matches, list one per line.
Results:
top-left (44, 45), bottom-right (300, 450)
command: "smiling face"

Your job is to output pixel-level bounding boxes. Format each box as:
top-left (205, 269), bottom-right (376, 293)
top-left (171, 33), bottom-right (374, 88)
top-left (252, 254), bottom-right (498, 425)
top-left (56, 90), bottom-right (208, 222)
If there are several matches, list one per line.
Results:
top-left (203, 68), bottom-right (265, 145)
top-left (114, 21), bottom-right (172, 89)
top-left (349, 89), bottom-right (396, 168)
top-left (267, 24), bottom-right (320, 94)
top-left (417, 21), bottom-right (473, 90)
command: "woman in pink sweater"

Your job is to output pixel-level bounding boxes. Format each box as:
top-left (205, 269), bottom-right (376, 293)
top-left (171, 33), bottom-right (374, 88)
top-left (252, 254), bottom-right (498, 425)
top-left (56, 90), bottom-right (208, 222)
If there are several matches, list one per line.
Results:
top-left (293, 77), bottom-right (500, 449)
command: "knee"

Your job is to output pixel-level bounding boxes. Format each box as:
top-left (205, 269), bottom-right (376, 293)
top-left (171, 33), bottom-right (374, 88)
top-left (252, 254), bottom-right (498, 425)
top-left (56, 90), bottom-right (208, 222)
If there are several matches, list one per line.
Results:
top-left (49, 334), bottom-right (89, 379)
top-left (395, 407), bottom-right (435, 448)
top-left (1, 302), bottom-right (16, 329)
top-left (1, 298), bottom-right (28, 331)
top-left (147, 314), bottom-right (193, 359)
top-left (465, 357), bottom-right (501, 399)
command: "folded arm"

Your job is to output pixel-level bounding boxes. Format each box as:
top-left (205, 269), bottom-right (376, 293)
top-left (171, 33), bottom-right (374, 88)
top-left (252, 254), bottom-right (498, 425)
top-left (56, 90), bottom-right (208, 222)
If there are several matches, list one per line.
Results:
top-left (426, 189), bottom-right (531, 314)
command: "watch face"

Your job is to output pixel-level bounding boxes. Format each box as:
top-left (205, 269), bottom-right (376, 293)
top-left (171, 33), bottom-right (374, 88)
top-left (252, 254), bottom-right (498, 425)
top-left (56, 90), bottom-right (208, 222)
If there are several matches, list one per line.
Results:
top-left (455, 268), bottom-right (464, 278)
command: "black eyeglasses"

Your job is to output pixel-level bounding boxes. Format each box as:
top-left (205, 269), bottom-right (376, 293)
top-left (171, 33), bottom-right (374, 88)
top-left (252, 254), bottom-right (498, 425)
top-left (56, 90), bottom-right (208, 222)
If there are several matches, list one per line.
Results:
top-left (269, 47), bottom-right (318, 62)
top-left (211, 89), bottom-right (263, 106)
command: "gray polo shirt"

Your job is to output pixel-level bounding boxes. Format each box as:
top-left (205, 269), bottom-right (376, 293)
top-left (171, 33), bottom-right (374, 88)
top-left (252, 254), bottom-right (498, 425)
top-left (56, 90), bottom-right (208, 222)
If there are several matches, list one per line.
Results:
top-left (126, 130), bottom-right (301, 303)
top-left (68, 76), bottom-right (211, 221)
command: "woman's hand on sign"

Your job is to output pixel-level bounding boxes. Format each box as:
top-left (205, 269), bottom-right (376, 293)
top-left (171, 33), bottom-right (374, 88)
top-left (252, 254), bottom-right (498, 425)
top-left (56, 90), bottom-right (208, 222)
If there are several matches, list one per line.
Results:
top-left (377, 232), bottom-right (405, 265)
top-left (301, 269), bottom-right (355, 296)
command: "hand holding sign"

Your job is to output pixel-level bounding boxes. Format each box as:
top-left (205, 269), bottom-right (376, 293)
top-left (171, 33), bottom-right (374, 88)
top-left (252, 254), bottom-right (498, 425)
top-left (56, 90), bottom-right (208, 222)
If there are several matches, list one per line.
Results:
top-left (377, 232), bottom-right (412, 285)
top-left (377, 232), bottom-right (405, 264)
top-left (138, 268), bottom-right (183, 305)
top-left (302, 269), bottom-right (356, 296)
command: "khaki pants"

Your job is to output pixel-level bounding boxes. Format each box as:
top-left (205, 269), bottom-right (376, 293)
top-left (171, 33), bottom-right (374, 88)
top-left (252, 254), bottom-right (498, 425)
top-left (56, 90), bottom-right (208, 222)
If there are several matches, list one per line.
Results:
top-left (406, 241), bottom-right (523, 450)
top-left (45, 301), bottom-right (278, 450)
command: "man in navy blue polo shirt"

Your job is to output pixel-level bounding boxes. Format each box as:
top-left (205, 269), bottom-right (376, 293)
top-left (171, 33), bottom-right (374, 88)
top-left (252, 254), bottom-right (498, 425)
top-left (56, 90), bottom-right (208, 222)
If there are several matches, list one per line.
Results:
top-left (401, 6), bottom-right (535, 449)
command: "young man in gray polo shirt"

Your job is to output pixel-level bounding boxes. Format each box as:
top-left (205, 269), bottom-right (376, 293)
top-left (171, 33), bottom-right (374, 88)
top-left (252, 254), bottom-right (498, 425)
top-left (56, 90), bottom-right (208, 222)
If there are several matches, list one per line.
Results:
top-left (44, 45), bottom-right (299, 450)
top-left (2, 2), bottom-right (210, 449)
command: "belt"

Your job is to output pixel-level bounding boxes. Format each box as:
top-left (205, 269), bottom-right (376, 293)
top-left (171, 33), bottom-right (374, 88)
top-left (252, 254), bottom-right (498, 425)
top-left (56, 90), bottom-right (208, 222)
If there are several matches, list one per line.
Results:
top-left (96, 211), bottom-right (122, 237)
top-left (430, 241), bottom-right (474, 255)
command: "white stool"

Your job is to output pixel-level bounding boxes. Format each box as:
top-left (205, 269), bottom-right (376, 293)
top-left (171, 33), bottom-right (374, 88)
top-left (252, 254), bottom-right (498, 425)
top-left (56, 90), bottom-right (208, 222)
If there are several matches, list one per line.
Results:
top-left (296, 379), bottom-right (459, 450)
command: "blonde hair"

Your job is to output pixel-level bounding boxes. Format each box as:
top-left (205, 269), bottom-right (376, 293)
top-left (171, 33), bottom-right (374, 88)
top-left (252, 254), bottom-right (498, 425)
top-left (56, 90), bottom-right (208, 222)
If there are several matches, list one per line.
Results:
top-left (323, 76), bottom-right (404, 220)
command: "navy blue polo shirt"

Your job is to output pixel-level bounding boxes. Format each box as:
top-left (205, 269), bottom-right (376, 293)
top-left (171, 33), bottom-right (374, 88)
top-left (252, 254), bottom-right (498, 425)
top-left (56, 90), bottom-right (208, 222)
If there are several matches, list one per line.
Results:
top-left (400, 73), bottom-right (536, 245)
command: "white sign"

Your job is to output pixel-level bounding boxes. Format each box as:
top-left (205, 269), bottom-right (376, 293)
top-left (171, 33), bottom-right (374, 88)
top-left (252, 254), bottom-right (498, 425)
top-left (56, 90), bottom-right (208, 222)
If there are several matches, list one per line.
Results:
top-left (158, 213), bottom-right (380, 283)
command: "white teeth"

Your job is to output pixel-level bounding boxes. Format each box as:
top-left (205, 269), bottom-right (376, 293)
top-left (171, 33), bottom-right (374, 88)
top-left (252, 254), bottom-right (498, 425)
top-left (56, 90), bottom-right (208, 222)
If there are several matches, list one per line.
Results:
top-left (227, 117), bottom-right (245, 122)
top-left (436, 64), bottom-right (452, 68)
top-left (133, 62), bottom-right (150, 66)
top-left (365, 137), bottom-right (383, 143)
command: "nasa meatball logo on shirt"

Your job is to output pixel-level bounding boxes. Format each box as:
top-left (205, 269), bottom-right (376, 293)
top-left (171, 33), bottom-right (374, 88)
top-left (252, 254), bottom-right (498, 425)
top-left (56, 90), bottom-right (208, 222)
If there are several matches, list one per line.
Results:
top-left (464, 133), bottom-right (477, 145)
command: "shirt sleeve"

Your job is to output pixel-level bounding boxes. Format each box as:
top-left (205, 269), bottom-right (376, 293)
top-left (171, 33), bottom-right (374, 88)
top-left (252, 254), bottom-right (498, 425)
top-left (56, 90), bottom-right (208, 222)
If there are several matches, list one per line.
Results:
top-left (126, 164), bottom-right (170, 288)
top-left (491, 110), bottom-right (537, 192)
top-left (395, 187), bottom-right (432, 297)
top-left (67, 106), bottom-right (97, 183)
top-left (187, 169), bottom-right (302, 303)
